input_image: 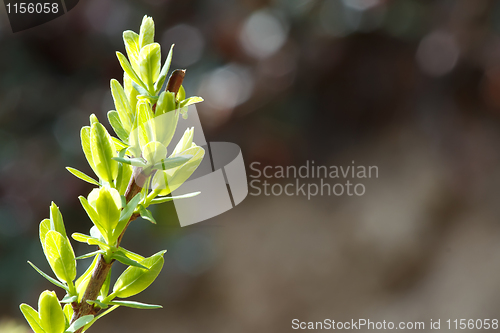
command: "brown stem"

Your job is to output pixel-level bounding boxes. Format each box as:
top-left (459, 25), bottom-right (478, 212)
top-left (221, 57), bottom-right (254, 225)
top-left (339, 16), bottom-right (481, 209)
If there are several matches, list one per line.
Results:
top-left (70, 70), bottom-right (186, 332)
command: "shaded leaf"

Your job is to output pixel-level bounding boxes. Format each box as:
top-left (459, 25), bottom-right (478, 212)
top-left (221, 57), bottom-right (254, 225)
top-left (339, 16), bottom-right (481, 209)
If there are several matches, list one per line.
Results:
top-left (139, 205), bottom-right (156, 224)
top-left (66, 315), bottom-right (94, 333)
top-left (111, 251), bottom-right (148, 269)
top-left (28, 261), bottom-right (68, 291)
top-left (108, 300), bottom-right (162, 310)
top-left (150, 192), bottom-right (200, 204)
top-left (155, 44), bottom-right (174, 94)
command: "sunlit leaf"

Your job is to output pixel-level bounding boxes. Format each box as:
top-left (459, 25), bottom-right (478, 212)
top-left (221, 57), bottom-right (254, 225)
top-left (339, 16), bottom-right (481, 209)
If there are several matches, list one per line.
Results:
top-left (44, 230), bottom-right (76, 284)
top-left (75, 255), bottom-right (99, 303)
top-left (139, 16), bottom-right (155, 49)
top-left (180, 96), bottom-right (204, 108)
top-left (95, 187), bottom-right (121, 235)
top-left (112, 250), bottom-right (166, 298)
top-left (81, 126), bottom-right (97, 176)
top-left (110, 79), bottom-right (134, 132)
top-left (90, 122), bottom-right (118, 183)
top-left (20, 303), bottom-right (45, 333)
top-left (139, 43), bottom-right (161, 90)
top-left (116, 51), bottom-right (147, 90)
top-left (39, 290), bottom-right (65, 333)
top-left (66, 167), bottom-right (100, 186)
top-left (50, 202), bottom-right (66, 238)
top-left (78, 197), bottom-right (109, 244)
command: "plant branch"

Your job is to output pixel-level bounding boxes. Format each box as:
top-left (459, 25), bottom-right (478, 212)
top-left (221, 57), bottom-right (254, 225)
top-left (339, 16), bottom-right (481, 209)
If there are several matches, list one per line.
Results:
top-left (70, 70), bottom-right (185, 333)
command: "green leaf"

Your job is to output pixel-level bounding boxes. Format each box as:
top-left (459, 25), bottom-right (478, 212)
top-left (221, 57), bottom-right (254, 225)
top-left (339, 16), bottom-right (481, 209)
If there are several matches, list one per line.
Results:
top-left (75, 250), bottom-right (104, 260)
top-left (90, 225), bottom-right (107, 245)
top-left (20, 303), bottom-right (45, 333)
top-left (124, 73), bottom-right (139, 113)
top-left (66, 167), bottom-right (100, 186)
top-left (180, 96), bottom-right (204, 108)
top-left (139, 43), bottom-right (161, 90)
top-left (110, 251), bottom-right (148, 269)
top-left (87, 305), bottom-right (119, 329)
top-left (100, 268), bottom-right (112, 299)
top-left (177, 85), bottom-right (186, 101)
top-left (95, 187), bottom-right (121, 236)
top-left (71, 233), bottom-right (108, 250)
top-left (86, 300), bottom-right (109, 309)
top-left (111, 136), bottom-right (129, 151)
top-left (108, 111), bottom-right (129, 142)
top-left (39, 218), bottom-right (51, 251)
top-left (81, 126), bottom-right (96, 176)
top-left (135, 100), bottom-right (155, 146)
top-left (152, 146), bottom-right (205, 196)
top-left (112, 156), bottom-right (148, 167)
top-left (65, 315), bottom-right (94, 333)
top-left (78, 197), bottom-right (109, 244)
top-left (39, 290), bottom-right (65, 333)
top-left (108, 300), bottom-right (162, 309)
top-left (75, 255), bottom-right (99, 303)
top-left (142, 141), bottom-right (167, 166)
top-left (131, 80), bottom-right (151, 97)
top-left (63, 304), bottom-right (73, 328)
top-left (50, 202), bottom-right (66, 238)
top-left (90, 122), bottom-right (118, 183)
top-left (155, 91), bottom-right (176, 116)
top-left (110, 79), bottom-right (133, 131)
top-left (117, 247), bottom-right (145, 263)
top-left (170, 127), bottom-right (194, 156)
top-left (116, 51), bottom-right (147, 90)
top-left (112, 250), bottom-right (166, 298)
top-left (89, 114), bottom-right (99, 125)
top-left (150, 192), bottom-right (200, 204)
top-left (151, 155), bottom-right (193, 172)
top-left (112, 156), bottom-right (131, 164)
top-left (123, 30), bottom-right (140, 71)
top-left (44, 230), bottom-right (76, 284)
top-left (138, 205), bottom-right (156, 224)
top-left (139, 16), bottom-right (155, 49)
top-left (112, 193), bottom-right (142, 241)
top-left (112, 137), bottom-right (129, 150)
top-left (28, 261), bottom-right (69, 291)
top-left (115, 162), bottom-right (132, 195)
top-left (60, 295), bottom-right (77, 303)
top-left (155, 44), bottom-right (174, 94)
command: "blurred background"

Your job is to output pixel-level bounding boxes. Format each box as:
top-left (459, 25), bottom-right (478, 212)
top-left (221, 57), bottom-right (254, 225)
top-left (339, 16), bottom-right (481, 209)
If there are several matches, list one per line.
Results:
top-left (2, 0), bottom-right (500, 331)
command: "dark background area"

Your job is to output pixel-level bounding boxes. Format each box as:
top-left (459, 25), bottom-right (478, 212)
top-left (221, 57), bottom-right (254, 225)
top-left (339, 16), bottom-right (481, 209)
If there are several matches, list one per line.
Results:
top-left (2, 0), bottom-right (500, 331)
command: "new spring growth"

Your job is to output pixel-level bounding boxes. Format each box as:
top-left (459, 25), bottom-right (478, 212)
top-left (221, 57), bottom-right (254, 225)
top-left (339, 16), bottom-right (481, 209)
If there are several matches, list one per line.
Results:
top-left (20, 15), bottom-right (205, 333)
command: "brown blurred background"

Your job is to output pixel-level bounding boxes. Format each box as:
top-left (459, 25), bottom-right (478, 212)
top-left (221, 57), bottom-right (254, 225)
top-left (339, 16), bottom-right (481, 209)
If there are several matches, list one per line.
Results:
top-left (2, 0), bottom-right (500, 331)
